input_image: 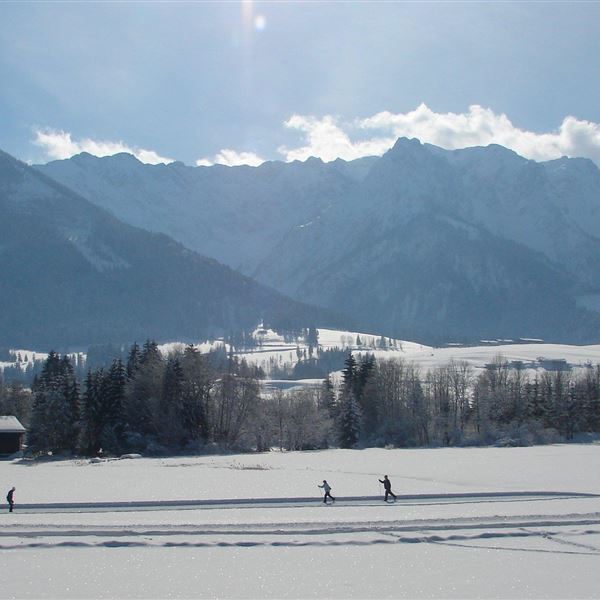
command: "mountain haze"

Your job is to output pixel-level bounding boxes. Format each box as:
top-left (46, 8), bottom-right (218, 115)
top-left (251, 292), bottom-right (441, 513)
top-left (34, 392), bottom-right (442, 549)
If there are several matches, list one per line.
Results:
top-left (0, 150), bottom-right (333, 348)
top-left (38, 152), bottom-right (375, 275)
top-left (37, 140), bottom-right (600, 343)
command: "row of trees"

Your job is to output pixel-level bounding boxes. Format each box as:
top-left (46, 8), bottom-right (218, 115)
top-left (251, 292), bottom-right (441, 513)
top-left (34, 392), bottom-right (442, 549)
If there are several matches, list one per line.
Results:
top-left (335, 354), bottom-right (600, 448)
top-left (27, 342), bottom-right (269, 456)
top-left (16, 346), bottom-right (600, 456)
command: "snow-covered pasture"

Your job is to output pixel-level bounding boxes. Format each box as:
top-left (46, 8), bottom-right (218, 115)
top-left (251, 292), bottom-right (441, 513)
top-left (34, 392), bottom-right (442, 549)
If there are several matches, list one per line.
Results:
top-left (4, 327), bottom-right (600, 383)
top-left (181, 327), bottom-right (600, 380)
top-left (1, 445), bottom-right (600, 598)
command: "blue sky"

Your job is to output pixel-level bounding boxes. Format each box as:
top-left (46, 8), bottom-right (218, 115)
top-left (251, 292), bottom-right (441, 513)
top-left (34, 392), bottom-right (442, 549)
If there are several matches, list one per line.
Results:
top-left (1, 1), bottom-right (600, 166)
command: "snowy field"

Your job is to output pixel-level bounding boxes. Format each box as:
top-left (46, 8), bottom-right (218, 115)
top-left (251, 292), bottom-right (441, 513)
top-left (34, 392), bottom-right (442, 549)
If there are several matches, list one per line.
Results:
top-left (202, 328), bottom-right (600, 379)
top-left (1, 445), bottom-right (600, 599)
top-left (4, 328), bottom-right (600, 384)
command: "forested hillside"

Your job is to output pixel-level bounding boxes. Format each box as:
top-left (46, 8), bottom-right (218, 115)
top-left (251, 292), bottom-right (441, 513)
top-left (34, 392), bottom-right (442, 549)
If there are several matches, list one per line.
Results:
top-left (0, 150), bottom-right (334, 348)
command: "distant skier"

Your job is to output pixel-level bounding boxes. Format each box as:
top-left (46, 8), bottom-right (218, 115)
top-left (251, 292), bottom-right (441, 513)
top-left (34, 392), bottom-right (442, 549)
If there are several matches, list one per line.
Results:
top-left (318, 480), bottom-right (335, 504)
top-left (6, 486), bottom-right (15, 512)
top-left (379, 475), bottom-right (396, 502)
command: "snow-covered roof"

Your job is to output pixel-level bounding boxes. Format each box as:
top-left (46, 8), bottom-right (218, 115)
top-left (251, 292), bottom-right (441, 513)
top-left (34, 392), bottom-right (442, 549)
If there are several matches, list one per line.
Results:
top-left (0, 416), bottom-right (26, 433)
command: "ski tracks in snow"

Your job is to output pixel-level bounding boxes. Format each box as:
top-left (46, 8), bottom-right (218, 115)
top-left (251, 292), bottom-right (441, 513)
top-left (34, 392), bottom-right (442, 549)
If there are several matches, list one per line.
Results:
top-left (2, 498), bottom-right (600, 555)
top-left (3, 490), bottom-right (597, 515)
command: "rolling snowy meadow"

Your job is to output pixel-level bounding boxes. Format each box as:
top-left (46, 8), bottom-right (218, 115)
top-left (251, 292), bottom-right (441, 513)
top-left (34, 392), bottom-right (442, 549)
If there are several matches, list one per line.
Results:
top-left (1, 445), bottom-right (600, 599)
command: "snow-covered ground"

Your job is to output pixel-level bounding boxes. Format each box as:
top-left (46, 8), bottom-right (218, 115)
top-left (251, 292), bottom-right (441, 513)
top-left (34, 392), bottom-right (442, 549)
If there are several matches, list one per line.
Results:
top-left (1, 445), bottom-right (600, 598)
top-left (0, 349), bottom-right (82, 373)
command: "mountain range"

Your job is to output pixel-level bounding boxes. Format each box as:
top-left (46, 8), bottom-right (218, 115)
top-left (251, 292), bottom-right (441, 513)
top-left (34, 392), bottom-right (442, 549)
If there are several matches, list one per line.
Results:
top-left (0, 150), bottom-right (333, 348)
top-left (36, 139), bottom-right (600, 344)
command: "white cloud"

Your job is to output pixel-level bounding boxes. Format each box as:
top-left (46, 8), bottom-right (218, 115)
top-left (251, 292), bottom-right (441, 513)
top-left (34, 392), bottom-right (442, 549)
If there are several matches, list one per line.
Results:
top-left (37, 106), bottom-right (600, 170)
top-left (275, 104), bottom-right (600, 167)
top-left (195, 149), bottom-right (265, 167)
top-left (279, 115), bottom-right (395, 163)
top-left (33, 128), bottom-right (174, 165)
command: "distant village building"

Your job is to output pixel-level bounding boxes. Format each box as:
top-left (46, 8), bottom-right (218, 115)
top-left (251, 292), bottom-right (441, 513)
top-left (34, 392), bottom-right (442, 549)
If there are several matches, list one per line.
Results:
top-left (0, 416), bottom-right (26, 455)
top-left (537, 358), bottom-right (571, 372)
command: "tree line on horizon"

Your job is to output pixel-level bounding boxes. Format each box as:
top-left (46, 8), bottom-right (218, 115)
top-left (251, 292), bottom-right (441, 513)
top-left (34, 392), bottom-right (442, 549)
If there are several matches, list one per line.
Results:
top-left (2, 344), bottom-right (600, 456)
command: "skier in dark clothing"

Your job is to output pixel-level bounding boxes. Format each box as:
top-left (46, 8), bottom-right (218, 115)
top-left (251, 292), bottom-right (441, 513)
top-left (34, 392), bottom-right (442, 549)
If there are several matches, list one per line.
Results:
top-left (6, 487), bottom-right (15, 512)
top-left (379, 475), bottom-right (396, 502)
top-left (317, 480), bottom-right (335, 504)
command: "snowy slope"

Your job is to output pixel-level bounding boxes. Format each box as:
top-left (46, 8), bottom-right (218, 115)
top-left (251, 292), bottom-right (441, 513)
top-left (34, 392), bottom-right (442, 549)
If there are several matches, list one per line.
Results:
top-left (212, 327), bottom-right (600, 379)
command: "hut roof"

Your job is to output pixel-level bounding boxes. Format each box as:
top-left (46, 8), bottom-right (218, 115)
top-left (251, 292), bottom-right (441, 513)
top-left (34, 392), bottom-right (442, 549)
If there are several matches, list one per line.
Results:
top-left (0, 416), bottom-right (26, 433)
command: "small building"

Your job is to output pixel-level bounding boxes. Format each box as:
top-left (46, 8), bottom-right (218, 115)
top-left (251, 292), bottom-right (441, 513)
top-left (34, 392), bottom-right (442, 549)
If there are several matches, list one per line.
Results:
top-left (537, 358), bottom-right (571, 372)
top-left (0, 416), bottom-right (26, 455)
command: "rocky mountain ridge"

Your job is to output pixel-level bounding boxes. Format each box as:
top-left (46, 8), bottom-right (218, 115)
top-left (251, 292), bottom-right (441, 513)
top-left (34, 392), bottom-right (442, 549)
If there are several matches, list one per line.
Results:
top-left (36, 140), bottom-right (600, 343)
top-left (0, 150), bottom-right (334, 348)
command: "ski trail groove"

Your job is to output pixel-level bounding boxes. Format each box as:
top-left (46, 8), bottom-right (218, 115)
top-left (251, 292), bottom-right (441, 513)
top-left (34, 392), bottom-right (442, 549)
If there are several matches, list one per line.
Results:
top-left (5, 490), bottom-right (598, 515)
top-left (3, 512), bottom-right (600, 538)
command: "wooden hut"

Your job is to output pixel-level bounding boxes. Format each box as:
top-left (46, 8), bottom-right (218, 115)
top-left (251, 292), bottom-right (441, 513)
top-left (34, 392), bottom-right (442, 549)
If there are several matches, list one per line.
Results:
top-left (0, 416), bottom-right (26, 455)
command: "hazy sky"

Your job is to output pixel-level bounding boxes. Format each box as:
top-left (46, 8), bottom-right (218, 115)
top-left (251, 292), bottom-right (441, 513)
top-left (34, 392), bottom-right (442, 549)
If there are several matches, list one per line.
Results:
top-left (2, 1), bottom-right (600, 166)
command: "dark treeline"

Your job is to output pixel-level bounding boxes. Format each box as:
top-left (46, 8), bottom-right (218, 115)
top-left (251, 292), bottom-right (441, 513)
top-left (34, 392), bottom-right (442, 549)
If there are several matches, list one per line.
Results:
top-left (336, 354), bottom-right (600, 448)
top-left (7, 348), bottom-right (600, 457)
top-left (268, 332), bottom-right (397, 381)
top-left (269, 347), bottom-right (349, 380)
top-left (24, 341), bottom-right (269, 456)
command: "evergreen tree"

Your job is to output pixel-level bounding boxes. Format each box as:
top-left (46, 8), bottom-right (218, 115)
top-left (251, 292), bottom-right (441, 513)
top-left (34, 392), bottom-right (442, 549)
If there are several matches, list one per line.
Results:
top-left (337, 354), bottom-right (362, 447)
top-left (357, 354), bottom-right (375, 396)
top-left (141, 340), bottom-right (160, 365)
top-left (61, 356), bottom-right (80, 449)
top-left (320, 373), bottom-right (337, 417)
top-left (40, 350), bottom-right (62, 382)
top-left (28, 353), bottom-right (79, 454)
top-left (341, 353), bottom-right (358, 390)
top-left (580, 366), bottom-right (600, 431)
top-left (355, 354), bottom-right (376, 437)
top-left (126, 342), bottom-right (141, 378)
top-left (103, 359), bottom-right (127, 452)
top-left (337, 389), bottom-right (362, 448)
top-left (125, 341), bottom-right (163, 436)
top-left (307, 326), bottom-right (319, 349)
top-left (79, 370), bottom-right (105, 455)
top-left (158, 356), bottom-right (185, 446)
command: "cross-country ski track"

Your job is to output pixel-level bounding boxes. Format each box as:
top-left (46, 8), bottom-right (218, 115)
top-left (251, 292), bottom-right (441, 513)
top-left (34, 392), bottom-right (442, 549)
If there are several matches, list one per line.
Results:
top-left (3, 492), bottom-right (600, 554)
top-left (2, 509), bottom-right (600, 555)
top-left (3, 490), bottom-right (599, 514)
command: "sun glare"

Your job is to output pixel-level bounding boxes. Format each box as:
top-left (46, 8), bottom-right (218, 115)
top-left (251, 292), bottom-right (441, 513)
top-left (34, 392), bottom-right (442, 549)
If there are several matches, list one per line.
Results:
top-left (254, 14), bottom-right (267, 31)
top-left (242, 1), bottom-right (266, 36)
